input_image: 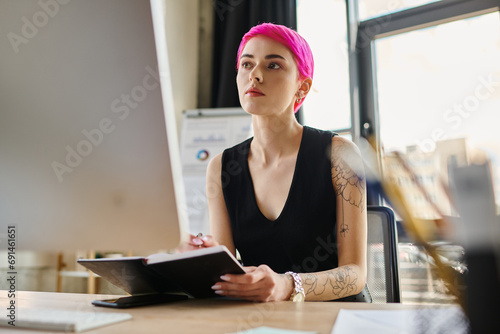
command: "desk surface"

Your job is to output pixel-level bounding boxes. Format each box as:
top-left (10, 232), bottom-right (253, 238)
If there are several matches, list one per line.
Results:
top-left (1, 291), bottom-right (432, 333)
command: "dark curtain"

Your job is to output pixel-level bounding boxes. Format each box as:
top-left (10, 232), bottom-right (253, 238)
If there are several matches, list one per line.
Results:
top-left (211, 0), bottom-right (300, 121)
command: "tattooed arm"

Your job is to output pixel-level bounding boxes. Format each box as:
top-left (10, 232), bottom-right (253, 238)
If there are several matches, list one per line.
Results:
top-left (298, 136), bottom-right (368, 301)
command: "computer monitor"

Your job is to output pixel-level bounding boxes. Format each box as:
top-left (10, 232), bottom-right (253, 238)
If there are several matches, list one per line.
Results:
top-left (0, 0), bottom-right (188, 252)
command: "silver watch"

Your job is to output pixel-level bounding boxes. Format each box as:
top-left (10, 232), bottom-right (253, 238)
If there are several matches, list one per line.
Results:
top-left (285, 271), bottom-right (305, 302)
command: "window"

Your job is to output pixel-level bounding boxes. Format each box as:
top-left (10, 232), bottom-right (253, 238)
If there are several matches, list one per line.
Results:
top-left (297, 0), bottom-right (351, 134)
top-left (375, 11), bottom-right (500, 214)
top-left (358, 0), bottom-right (441, 20)
top-left (355, 0), bottom-right (500, 305)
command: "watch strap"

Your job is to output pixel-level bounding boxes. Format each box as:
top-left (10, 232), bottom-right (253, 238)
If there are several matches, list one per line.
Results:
top-left (285, 271), bottom-right (305, 302)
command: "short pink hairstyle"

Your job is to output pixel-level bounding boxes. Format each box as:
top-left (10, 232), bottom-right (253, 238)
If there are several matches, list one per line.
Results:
top-left (236, 23), bottom-right (314, 113)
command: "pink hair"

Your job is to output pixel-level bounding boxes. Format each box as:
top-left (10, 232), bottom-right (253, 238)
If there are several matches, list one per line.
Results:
top-left (236, 23), bottom-right (314, 113)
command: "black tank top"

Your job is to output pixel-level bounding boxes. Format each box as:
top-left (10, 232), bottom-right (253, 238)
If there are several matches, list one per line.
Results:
top-left (221, 126), bottom-right (338, 273)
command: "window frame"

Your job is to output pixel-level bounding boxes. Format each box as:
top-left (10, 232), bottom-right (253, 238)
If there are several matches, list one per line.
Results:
top-left (347, 0), bottom-right (500, 204)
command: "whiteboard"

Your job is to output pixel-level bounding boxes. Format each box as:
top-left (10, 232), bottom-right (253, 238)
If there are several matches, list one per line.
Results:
top-left (180, 108), bottom-right (253, 234)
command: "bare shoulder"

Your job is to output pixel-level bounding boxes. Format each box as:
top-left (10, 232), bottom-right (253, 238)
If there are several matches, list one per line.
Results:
top-left (206, 152), bottom-right (223, 178)
top-left (331, 136), bottom-right (364, 173)
top-left (331, 135), bottom-right (362, 157)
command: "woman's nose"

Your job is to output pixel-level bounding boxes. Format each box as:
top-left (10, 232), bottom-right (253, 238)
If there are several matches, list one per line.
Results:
top-left (250, 67), bottom-right (263, 83)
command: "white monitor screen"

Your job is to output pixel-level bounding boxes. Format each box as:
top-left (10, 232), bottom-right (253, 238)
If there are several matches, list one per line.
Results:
top-left (0, 0), bottom-right (187, 252)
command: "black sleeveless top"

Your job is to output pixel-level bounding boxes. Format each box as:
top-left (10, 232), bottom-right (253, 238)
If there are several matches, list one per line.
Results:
top-left (221, 126), bottom-right (338, 274)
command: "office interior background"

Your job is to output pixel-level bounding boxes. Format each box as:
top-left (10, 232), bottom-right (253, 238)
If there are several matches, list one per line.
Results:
top-left (1, 0), bottom-right (499, 306)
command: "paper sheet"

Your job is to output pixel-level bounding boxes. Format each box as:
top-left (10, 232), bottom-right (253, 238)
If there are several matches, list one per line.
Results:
top-left (229, 326), bottom-right (317, 334)
top-left (331, 306), bottom-right (468, 334)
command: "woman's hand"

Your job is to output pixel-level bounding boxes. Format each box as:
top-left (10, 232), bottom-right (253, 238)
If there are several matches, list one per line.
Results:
top-left (175, 234), bottom-right (219, 253)
top-left (211, 265), bottom-right (293, 302)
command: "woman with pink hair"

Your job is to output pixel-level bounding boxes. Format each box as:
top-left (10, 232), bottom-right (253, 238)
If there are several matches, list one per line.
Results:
top-left (195, 23), bottom-right (369, 302)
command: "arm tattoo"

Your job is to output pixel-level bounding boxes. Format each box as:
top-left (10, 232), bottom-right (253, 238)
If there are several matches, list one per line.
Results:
top-left (329, 267), bottom-right (358, 297)
top-left (331, 141), bottom-right (366, 211)
top-left (339, 223), bottom-right (349, 238)
top-left (303, 267), bottom-right (358, 299)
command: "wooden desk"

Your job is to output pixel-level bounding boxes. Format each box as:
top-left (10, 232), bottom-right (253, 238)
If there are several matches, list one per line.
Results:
top-left (1, 291), bottom-right (426, 333)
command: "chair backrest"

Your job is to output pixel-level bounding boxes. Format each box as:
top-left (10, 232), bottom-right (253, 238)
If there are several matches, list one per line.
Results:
top-left (366, 206), bottom-right (401, 303)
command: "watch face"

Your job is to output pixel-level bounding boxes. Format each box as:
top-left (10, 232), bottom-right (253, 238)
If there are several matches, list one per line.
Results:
top-left (293, 292), bottom-right (305, 302)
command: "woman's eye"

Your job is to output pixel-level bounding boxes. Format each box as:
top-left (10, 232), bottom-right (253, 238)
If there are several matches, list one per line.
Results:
top-left (269, 63), bottom-right (281, 69)
top-left (241, 62), bottom-right (252, 69)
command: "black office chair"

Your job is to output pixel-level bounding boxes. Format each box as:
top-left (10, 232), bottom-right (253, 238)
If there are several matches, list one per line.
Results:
top-left (366, 206), bottom-right (401, 303)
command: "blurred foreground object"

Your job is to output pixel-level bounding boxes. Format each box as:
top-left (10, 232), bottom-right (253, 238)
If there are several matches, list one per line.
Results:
top-left (448, 162), bottom-right (500, 334)
top-left (365, 132), bottom-right (500, 333)
top-left (361, 132), bottom-right (500, 332)
top-left (359, 137), bottom-right (466, 306)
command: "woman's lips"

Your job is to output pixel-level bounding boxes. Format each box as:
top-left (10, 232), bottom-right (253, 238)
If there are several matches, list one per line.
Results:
top-left (245, 87), bottom-right (265, 97)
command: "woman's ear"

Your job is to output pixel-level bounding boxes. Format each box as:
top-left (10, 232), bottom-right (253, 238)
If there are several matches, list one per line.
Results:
top-left (297, 78), bottom-right (312, 99)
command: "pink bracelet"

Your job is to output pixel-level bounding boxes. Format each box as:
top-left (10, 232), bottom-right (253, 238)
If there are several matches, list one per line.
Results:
top-left (285, 271), bottom-right (305, 302)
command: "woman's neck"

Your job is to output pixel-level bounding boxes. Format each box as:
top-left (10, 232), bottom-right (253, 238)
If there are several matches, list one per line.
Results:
top-left (250, 113), bottom-right (303, 164)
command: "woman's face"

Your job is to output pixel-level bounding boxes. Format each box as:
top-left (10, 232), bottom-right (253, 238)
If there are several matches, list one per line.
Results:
top-left (236, 36), bottom-right (302, 117)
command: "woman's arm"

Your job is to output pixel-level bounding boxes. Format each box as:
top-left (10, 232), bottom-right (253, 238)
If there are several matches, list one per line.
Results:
top-left (174, 153), bottom-right (228, 253)
top-left (300, 136), bottom-right (368, 301)
top-left (206, 153), bottom-right (237, 256)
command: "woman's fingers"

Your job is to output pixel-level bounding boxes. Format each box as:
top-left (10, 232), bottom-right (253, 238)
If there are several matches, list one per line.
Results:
top-left (211, 265), bottom-right (282, 302)
top-left (197, 234), bottom-right (219, 247)
top-left (189, 233), bottom-right (219, 247)
top-left (212, 280), bottom-right (270, 299)
top-left (175, 234), bottom-right (219, 252)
